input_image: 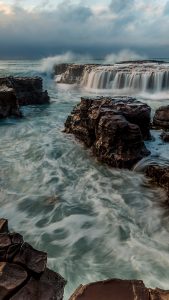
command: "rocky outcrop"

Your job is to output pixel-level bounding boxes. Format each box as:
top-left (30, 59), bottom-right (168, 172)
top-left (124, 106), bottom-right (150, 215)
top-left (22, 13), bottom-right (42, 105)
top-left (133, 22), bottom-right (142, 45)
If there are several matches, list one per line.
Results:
top-left (0, 86), bottom-right (21, 118)
top-left (55, 64), bottom-right (86, 84)
top-left (64, 97), bottom-right (151, 169)
top-left (145, 165), bottom-right (169, 197)
top-left (0, 218), bottom-right (66, 300)
top-left (153, 106), bottom-right (169, 129)
top-left (0, 77), bottom-right (50, 106)
top-left (69, 279), bottom-right (169, 300)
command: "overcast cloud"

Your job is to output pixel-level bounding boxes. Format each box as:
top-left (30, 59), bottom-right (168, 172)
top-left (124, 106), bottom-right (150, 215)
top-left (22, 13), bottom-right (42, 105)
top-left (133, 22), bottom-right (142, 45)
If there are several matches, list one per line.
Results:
top-left (0, 0), bottom-right (169, 58)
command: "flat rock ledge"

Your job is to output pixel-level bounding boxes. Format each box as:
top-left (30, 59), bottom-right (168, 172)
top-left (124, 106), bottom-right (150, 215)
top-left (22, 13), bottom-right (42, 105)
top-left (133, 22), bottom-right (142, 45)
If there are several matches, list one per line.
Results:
top-left (0, 218), bottom-right (66, 300)
top-left (0, 76), bottom-right (50, 118)
top-left (68, 279), bottom-right (169, 300)
top-left (64, 96), bottom-right (151, 169)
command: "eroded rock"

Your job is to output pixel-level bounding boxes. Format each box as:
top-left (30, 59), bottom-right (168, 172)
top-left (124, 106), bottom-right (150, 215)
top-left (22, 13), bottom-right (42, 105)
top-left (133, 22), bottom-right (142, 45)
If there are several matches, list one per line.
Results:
top-left (0, 219), bottom-right (8, 233)
top-left (0, 262), bottom-right (27, 299)
top-left (145, 165), bottom-right (169, 197)
top-left (0, 219), bottom-right (66, 299)
top-left (69, 279), bottom-right (169, 300)
top-left (0, 86), bottom-right (21, 118)
top-left (65, 97), bottom-right (151, 169)
top-left (153, 106), bottom-right (169, 129)
top-left (161, 131), bottom-right (169, 142)
top-left (13, 242), bottom-right (47, 274)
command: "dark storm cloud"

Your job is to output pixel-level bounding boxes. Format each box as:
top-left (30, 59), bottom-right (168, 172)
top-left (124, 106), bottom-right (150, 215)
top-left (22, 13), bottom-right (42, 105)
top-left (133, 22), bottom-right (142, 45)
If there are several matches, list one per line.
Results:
top-left (0, 0), bottom-right (168, 58)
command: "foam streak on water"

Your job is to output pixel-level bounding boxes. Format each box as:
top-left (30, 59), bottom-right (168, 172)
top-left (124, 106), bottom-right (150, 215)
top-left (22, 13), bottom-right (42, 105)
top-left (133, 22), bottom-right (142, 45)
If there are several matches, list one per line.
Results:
top-left (1, 60), bottom-right (169, 299)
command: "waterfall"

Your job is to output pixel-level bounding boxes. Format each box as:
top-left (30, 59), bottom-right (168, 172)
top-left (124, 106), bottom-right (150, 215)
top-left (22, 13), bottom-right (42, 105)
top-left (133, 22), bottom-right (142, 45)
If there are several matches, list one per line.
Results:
top-left (81, 63), bottom-right (169, 93)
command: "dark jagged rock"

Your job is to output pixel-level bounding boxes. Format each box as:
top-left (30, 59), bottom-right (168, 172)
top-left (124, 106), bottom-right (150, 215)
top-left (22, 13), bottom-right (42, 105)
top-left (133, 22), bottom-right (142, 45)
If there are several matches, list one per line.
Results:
top-left (161, 131), bottom-right (169, 142)
top-left (0, 86), bottom-right (21, 118)
top-left (11, 270), bottom-right (65, 300)
top-left (54, 63), bottom-right (71, 76)
top-left (0, 262), bottom-right (28, 299)
top-left (55, 64), bottom-right (86, 84)
top-left (0, 219), bottom-right (66, 300)
top-left (145, 165), bottom-right (169, 197)
top-left (69, 279), bottom-right (169, 300)
top-left (13, 242), bottom-right (47, 274)
top-left (0, 76), bottom-right (50, 106)
top-left (0, 219), bottom-right (9, 233)
top-left (153, 106), bottom-right (169, 129)
top-left (65, 97), bottom-right (151, 169)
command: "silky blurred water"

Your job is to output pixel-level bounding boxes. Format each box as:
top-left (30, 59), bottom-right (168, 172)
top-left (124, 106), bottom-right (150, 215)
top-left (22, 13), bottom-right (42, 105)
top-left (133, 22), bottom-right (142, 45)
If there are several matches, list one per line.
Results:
top-left (1, 59), bottom-right (169, 299)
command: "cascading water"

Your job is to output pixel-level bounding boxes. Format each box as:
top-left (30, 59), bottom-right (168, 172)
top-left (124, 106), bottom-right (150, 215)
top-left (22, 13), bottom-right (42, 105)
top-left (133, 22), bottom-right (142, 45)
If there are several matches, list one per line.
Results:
top-left (81, 63), bottom-right (169, 93)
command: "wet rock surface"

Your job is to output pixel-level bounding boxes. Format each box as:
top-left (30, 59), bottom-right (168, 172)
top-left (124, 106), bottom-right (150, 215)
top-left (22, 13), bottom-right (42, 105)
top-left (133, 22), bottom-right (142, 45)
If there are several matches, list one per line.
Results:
top-left (160, 131), bottom-right (169, 142)
top-left (0, 86), bottom-right (21, 118)
top-left (153, 106), bottom-right (169, 129)
top-left (0, 76), bottom-right (50, 118)
top-left (69, 279), bottom-right (169, 300)
top-left (55, 64), bottom-right (86, 84)
top-left (145, 165), bottom-right (169, 198)
top-left (0, 76), bottom-right (50, 106)
top-left (65, 96), bottom-right (151, 169)
top-left (0, 219), bottom-right (66, 300)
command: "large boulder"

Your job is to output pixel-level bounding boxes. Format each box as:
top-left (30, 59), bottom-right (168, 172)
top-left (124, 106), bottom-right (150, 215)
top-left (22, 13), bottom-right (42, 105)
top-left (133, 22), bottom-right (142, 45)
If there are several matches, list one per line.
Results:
top-left (153, 106), bottom-right (169, 129)
top-left (0, 76), bottom-right (50, 107)
top-left (0, 86), bottom-right (21, 118)
top-left (65, 97), bottom-right (151, 169)
top-left (0, 219), bottom-right (66, 300)
top-left (68, 279), bottom-right (169, 300)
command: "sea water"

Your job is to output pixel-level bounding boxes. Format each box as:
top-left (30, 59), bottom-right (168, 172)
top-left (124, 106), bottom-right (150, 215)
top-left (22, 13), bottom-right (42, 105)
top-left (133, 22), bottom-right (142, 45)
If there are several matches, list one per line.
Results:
top-left (1, 59), bottom-right (169, 299)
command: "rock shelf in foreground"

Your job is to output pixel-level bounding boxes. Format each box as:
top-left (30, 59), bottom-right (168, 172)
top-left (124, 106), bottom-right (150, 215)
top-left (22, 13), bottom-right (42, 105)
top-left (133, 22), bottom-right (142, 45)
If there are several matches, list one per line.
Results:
top-left (65, 96), bottom-right (151, 169)
top-left (0, 219), bottom-right (66, 300)
top-left (68, 279), bottom-right (169, 300)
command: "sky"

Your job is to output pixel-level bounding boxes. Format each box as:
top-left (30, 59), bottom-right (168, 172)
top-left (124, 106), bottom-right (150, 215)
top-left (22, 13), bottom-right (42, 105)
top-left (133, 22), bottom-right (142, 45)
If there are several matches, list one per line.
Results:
top-left (0, 0), bottom-right (169, 59)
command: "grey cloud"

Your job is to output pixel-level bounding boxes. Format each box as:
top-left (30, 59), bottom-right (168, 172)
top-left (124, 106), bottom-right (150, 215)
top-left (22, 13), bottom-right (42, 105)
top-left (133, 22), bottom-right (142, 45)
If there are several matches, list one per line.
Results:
top-left (0, 0), bottom-right (168, 59)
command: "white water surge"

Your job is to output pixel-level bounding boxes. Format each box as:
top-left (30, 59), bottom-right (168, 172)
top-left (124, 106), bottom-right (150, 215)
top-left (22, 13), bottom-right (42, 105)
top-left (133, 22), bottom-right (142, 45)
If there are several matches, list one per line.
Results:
top-left (1, 59), bottom-right (169, 299)
top-left (82, 63), bottom-right (169, 94)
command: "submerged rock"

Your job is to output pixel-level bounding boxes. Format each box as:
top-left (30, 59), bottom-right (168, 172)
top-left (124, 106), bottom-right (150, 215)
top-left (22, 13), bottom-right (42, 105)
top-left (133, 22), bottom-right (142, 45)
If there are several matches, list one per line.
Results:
top-left (153, 106), bottom-right (169, 129)
top-left (145, 165), bottom-right (169, 197)
top-left (65, 96), bottom-right (151, 169)
top-left (0, 219), bottom-right (66, 300)
top-left (0, 86), bottom-right (21, 118)
top-left (160, 131), bottom-right (169, 142)
top-left (68, 279), bottom-right (169, 300)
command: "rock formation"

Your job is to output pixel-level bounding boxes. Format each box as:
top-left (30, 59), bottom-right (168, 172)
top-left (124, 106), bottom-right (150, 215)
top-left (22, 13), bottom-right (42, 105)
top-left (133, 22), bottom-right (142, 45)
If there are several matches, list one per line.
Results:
top-left (0, 76), bottom-right (50, 118)
top-left (145, 165), bottom-right (169, 198)
top-left (153, 106), bottom-right (169, 129)
top-left (64, 96), bottom-right (151, 169)
top-left (0, 219), bottom-right (66, 300)
top-left (55, 64), bottom-right (87, 84)
top-left (54, 62), bottom-right (169, 92)
top-left (160, 131), bottom-right (169, 142)
top-left (68, 279), bottom-right (169, 300)
top-left (0, 86), bottom-right (21, 118)
top-left (0, 76), bottom-right (50, 106)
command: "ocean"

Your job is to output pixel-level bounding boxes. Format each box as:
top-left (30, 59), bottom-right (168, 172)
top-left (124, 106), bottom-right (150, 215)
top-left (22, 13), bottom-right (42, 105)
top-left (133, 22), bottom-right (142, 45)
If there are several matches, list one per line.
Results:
top-left (1, 58), bottom-right (169, 299)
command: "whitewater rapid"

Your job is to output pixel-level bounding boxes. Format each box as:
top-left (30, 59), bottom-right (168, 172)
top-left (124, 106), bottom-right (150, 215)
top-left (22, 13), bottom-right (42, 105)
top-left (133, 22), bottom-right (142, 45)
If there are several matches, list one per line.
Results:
top-left (1, 59), bottom-right (169, 299)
